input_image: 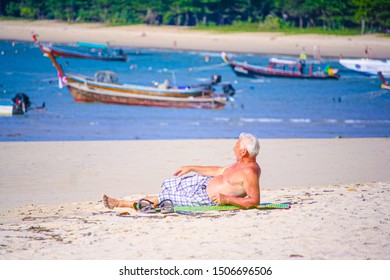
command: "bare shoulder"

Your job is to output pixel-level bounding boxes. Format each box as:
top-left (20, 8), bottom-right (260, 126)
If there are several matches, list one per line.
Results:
top-left (244, 162), bottom-right (261, 176)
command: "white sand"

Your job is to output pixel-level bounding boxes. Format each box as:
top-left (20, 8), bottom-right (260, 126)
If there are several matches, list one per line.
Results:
top-left (1, 182), bottom-right (389, 260)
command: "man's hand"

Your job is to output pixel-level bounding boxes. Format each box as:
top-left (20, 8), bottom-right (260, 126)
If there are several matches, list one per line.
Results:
top-left (173, 166), bottom-right (192, 176)
top-left (211, 193), bottom-right (228, 205)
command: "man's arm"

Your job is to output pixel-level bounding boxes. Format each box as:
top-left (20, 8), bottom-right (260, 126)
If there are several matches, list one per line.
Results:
top-left (174, 165), bottom-right (228, 177)
top-left (211, 167), bottom-right (260, 209)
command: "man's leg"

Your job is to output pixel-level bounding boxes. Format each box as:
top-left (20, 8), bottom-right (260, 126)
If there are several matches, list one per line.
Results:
top-left (102, 194), bottom-right (159, 209)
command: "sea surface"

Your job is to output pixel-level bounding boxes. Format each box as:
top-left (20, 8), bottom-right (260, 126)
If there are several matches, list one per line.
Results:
top-left (1, 40), bottom-right (389, 141)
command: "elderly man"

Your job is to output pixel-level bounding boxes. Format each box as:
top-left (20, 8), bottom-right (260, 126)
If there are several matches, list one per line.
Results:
top-left (103, 132), bottom-right (261, 210)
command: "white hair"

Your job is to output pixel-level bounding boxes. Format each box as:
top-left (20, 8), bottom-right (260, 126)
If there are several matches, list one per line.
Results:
top-left (239, 133), bottom-right (260, 157)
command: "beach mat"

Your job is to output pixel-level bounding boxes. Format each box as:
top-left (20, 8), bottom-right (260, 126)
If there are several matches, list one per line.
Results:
top-left (173, 203), bottom-right (290, 212)
top-left (115, 203), bottom-right (291, 218)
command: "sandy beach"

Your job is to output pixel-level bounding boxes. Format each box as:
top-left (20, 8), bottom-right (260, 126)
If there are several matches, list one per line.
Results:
top-left (0, 20), bottom-right (389, 263)
top-left (0, 138), bottom-right (389, 260)
top-left (1, 20), bottom-right (390, 58)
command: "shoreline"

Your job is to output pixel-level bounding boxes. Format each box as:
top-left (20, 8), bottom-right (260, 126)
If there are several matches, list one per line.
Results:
top-left (1, 20), bottom-right (390, 58)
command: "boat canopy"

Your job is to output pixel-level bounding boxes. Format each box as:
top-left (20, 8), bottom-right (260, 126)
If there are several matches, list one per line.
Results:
top-left (94, 71), bottom-right (118, 84)
top-left (77, 42), bottom-right (107, 49)
top-left (269, 58), bottom-right (300, 66)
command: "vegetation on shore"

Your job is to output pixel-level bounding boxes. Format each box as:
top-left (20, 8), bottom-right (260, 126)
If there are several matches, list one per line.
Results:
top-left (193, 22), bottom-right (363, 36)
top-left (0, 0), bottom-right (389, 35)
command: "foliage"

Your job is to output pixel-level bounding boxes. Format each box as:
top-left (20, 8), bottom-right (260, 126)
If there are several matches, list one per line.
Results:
top-left (0, 0), bottom-right (388, 33)
top-left (259, 14), bottom-right (285, 31)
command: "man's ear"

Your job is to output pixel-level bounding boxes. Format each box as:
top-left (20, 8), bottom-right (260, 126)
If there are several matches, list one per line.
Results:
top-left (242, 149), bottom-right (248, 157)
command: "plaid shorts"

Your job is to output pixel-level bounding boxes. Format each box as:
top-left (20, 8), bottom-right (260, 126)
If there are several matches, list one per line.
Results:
top-left (157, 174), bottom-right (216, 206)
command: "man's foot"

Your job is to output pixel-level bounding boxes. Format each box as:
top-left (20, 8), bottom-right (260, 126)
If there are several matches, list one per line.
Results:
top-left (102, 193), bottom-right (120, 209)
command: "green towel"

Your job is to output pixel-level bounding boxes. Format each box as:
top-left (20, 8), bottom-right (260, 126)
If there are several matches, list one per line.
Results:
top-left (173, 203), bottom-right (290, 212)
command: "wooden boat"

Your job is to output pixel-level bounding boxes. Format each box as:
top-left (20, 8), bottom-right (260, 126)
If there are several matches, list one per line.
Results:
top-left (39, 49), bottom-right (233, 109)
top-left (32, 33), bottom-right (127, 62)
top-left (378, 72), bottom-right (390, 91)
top-left (221, 52), bottom-right (339, 79)
top-left (339, 58), bottom-right (390, 77)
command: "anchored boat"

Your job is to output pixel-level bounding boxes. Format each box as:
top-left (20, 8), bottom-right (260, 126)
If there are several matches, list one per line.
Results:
top-left (222, 52), bottom-right (339, 79)
top-left (32, 33), bottom-right (127, 62)
top-left (38, 47), bottom-right (234, 109)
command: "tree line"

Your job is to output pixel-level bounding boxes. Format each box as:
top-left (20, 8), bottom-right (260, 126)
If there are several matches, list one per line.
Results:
top-left (1, 0), bottom-right (389, 34)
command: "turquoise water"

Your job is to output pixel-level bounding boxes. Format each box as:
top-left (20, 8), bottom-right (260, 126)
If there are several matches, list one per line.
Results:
top-left (0, 40), bottom-right (389, 141)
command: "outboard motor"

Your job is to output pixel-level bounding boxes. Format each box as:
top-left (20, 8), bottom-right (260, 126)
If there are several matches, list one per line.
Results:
top-left (12, 93), bottom-right (31, 115)
top-left (223, 84), bottom-right (235, 97)
top-left (211, 74), bottom-right (222, 85)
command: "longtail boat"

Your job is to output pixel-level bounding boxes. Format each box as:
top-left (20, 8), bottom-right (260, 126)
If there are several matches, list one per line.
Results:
top-left (38, 46), bottom-right (234, 109)
top-left (378, 72), bottom-right (390, 92)
top-left (32, 33), bottom-right (127, 62)
top-left (221, 52), bottom-right (339, 79)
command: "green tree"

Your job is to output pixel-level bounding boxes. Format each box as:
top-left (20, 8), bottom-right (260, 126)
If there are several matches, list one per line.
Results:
top-left (248, 0), bottom-right (274, 22)
top-left (5, 0), bottom-right (21, 17)
top-left (354, 0), bottom-right (371, 33)
top-left (353, 0), bottom-right (390, 33)
top-left (274, 0), bottom-right (308, 28)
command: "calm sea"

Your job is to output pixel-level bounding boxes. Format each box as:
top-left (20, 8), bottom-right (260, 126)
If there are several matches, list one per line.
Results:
top-left (1, 40), bottom-right (389, 141)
